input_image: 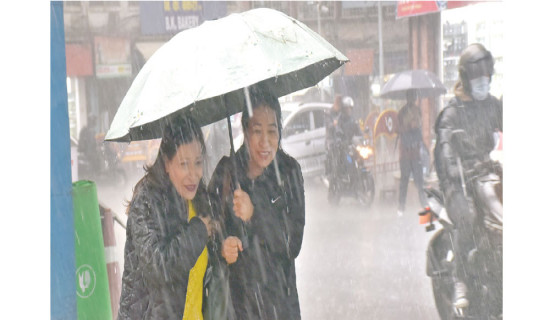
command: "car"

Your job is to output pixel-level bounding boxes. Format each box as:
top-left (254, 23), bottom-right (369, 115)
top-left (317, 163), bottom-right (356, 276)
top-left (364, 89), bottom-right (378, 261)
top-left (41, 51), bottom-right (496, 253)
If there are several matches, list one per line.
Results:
top-left (280, 102), bottom-right (332, 178)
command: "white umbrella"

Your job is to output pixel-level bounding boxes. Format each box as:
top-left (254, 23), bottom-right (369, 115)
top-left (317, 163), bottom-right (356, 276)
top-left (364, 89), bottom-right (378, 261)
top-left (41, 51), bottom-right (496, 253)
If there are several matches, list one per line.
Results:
top-left (105, 8), bottom-right (348, 142)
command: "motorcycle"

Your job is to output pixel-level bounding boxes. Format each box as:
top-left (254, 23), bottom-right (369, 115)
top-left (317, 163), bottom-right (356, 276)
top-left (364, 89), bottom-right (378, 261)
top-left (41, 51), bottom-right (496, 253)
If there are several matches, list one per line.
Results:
top-left (326, 134), bottom-right (376, 206)
top-left (419, 129), bottom-right (503, 319)
top-left (78, 141), bottom-right (127, 187)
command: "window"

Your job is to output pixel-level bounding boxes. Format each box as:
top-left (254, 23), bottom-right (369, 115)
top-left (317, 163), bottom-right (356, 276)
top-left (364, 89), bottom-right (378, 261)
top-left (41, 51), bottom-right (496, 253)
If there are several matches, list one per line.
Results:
top-left (312, 109), bottom-right (326, 129)
top-left (296, 1), bottom-right (336, 21)
top-left (284, 112), bottom-right (310, 137)
top-left (251, 1), bottom-right (291, 16)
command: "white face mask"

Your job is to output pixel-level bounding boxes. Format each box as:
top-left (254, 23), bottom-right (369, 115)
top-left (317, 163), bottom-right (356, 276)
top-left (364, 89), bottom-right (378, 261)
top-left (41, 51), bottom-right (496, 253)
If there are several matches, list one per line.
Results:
top-left (470, 76), bottom-right (490, 101)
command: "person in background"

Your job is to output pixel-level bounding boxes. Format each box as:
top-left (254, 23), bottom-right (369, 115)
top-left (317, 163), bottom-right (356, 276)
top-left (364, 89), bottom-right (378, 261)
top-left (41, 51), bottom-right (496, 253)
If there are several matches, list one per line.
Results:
top-left (433, 43), bottom-right (503, 309)
top-left (78, 115), bottom-right (100, 178)
top-left (325, 95), bottom-right (361, 180)
top-left (335, 96), bottom-right (362, 143)
top-left (208, 88), bottom-right (305, 319)
top-left (118, 115), bottom-right (215, 319)
top-left (397, 89), bottom-right (428, 216)
top-left (324, 94), bottom-right (343, 179)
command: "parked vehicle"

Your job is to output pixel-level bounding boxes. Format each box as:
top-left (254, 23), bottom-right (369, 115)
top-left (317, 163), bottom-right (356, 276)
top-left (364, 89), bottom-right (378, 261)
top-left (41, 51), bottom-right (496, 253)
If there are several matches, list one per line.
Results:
top-left (78, 140), bottom-right (127, 187)
top-left (280, 102), bottom-right (332, 178)
top-left (326, 134), bottom-right (375, 206)
top-left (419, 130), bottom-right (502, 319)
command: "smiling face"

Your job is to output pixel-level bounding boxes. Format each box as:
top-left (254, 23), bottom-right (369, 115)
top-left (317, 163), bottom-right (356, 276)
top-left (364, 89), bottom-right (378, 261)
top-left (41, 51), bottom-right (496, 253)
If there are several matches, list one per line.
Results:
top-left (164, 139), bottom-right (204, 200)
top-left (245, 105), bottom-right (279, 178)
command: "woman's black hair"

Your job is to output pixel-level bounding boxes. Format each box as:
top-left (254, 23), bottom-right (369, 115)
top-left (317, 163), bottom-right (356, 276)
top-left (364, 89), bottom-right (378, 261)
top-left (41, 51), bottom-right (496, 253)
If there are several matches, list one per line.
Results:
top-left (241, 87), bottom-right (283, 145)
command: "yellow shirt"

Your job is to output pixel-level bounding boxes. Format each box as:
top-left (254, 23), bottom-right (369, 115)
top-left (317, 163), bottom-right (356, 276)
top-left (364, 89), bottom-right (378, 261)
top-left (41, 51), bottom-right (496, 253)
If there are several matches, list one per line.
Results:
top-left (182, 200), bottom-right (208, 320)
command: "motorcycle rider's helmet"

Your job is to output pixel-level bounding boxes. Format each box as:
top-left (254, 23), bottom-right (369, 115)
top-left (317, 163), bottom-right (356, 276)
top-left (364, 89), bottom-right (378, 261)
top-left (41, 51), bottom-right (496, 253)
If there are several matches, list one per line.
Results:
top-left (342, 96), bottom-right (354, 109)
top-left (458, 43), bottom-right (494, 94)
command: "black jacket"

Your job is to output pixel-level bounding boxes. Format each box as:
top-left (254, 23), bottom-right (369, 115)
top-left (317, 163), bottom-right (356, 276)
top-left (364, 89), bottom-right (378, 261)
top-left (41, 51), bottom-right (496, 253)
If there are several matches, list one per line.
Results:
top-left (118, 170), bottom-right (210, 320)
top-left (208, 146), bottom-right (306, 320)
top-left (434, 86), bottom-right (502, 193)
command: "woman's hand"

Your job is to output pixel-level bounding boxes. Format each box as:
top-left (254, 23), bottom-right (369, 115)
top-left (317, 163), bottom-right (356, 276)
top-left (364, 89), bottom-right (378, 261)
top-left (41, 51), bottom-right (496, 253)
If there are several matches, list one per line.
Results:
top-left (233, 189), bottom-right (253, 222)
top-left (222, 236), bottom-right (243, 264)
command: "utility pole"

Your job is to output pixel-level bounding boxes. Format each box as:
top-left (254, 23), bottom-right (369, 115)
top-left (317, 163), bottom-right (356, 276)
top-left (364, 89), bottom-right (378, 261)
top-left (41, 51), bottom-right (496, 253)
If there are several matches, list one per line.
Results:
top-left (317, 1), bottom-right (325, 102)
top-left (378, 1), bottom-right (385, 109)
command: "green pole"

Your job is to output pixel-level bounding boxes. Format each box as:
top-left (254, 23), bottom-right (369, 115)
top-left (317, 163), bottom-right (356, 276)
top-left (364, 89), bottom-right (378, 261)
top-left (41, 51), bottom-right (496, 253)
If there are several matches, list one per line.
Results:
top-left (72, 180), bottom-right (113, 320)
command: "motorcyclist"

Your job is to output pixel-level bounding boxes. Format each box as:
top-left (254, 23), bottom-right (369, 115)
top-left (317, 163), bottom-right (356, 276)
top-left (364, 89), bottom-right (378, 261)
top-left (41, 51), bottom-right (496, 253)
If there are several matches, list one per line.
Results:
top-left (325, 95), bottom-right (343, 178)
top-left (433, 43), bottom-right (503, 310)
top-left (325, 96), bottom-right (361, 178)
top-left (337, 96), bottom-right (362, 143)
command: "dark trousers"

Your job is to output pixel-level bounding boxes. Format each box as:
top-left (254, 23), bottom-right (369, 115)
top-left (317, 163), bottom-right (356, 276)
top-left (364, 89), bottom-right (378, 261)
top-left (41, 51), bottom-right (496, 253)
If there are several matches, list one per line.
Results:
top-left (444, 187), bottom-right (480, 282)
top-left (398, 157), bottom-right (428, 211)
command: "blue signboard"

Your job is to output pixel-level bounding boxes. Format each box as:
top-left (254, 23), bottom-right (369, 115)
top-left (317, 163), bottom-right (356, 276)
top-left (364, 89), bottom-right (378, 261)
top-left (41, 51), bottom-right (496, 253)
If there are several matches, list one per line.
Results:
top-left (140, 1), bottom-right (227, 35)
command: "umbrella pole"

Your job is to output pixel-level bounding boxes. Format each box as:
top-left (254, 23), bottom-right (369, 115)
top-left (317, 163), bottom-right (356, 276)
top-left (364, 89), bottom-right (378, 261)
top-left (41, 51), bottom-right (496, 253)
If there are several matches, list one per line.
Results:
top-left (223, 95), bottom-right (240, 190)
top-left (222, 95), bottom-right (249, 250)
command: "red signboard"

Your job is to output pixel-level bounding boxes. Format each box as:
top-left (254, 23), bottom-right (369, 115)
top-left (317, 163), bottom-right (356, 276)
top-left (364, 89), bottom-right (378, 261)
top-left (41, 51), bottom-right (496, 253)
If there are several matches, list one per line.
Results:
top-left (66, 44), bottom-right (93, 77)
top-left (397, 1), bottom-right (477, 19)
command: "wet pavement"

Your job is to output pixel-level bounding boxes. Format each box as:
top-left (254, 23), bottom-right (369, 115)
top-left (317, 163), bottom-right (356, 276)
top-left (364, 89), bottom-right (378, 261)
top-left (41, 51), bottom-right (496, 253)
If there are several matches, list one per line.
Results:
top-left (295, 178), bottom-right (439, 319)
top-left (96, 172), bottom-right (440, 320)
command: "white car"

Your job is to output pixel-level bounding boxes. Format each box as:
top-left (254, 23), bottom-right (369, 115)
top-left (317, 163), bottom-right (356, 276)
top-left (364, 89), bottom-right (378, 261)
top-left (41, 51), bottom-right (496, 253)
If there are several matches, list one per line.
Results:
top-left (280, 102), bottom-right (332, 178)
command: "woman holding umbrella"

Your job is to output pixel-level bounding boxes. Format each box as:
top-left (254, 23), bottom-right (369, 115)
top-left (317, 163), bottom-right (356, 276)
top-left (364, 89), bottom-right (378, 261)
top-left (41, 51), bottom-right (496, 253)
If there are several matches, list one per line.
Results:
top-left (118, 115), bottom-right (215, 319)
top-left (208, 89), bottom-right (306, 319)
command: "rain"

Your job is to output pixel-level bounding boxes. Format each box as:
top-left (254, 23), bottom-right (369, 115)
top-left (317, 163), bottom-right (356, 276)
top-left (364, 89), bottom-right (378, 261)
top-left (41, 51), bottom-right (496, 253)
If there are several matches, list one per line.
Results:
top-left (41, 1), bottom-right (547, 320)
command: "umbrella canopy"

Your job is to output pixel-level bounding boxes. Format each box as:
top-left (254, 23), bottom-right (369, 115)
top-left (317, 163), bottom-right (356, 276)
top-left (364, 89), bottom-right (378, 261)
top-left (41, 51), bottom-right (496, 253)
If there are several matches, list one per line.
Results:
top-left (380, 69), bottom-right (446, 100)
top-left (105, 8), bottom-right (348, 142)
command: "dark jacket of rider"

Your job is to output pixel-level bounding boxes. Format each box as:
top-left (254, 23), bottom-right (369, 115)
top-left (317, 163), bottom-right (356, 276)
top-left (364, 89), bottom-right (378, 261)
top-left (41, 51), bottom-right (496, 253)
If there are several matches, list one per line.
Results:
top-left (433, 79), bottom-right (502, 285)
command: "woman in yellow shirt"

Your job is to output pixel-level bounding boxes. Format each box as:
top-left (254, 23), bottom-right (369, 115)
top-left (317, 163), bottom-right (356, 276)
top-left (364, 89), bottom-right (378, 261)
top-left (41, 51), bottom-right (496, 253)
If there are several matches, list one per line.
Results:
top-left (118, 115), bottom-right (214, 319)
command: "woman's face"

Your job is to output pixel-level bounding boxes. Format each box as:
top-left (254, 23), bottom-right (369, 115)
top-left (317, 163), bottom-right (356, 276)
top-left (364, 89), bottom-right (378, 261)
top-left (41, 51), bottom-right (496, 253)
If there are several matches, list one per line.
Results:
top-left (164, 139), bottom-right (204, 200)
top-left (245, 105), bottom-right (279, 177)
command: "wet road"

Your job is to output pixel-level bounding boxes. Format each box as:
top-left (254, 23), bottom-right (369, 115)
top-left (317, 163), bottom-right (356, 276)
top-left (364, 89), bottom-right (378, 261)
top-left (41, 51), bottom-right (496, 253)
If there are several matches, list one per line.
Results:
top-left (97, 172), bottom-right (440, 320)
top-left (295, 177), bottom-right (440, 320)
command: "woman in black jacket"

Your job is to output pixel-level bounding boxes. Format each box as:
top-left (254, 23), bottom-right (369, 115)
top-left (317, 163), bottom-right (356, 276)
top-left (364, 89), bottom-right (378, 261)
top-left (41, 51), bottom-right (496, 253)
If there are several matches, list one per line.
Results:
top-left (118, 115), bottom-right (214, 319)
top-left (208, 89), bottom-right (306, 320)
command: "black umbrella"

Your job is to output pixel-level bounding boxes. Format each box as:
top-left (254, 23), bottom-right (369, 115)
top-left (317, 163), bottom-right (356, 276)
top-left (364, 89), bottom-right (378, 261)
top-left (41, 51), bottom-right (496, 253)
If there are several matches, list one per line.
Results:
top-left (380, 69), bottom-right (446, 100)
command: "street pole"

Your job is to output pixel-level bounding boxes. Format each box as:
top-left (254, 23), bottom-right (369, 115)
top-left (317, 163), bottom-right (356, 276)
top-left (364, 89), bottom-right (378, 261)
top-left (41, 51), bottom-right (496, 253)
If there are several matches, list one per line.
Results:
top-left (378, 1), bottom-right (384, 109)
top-left (317, 2), bottom-right (326, 102)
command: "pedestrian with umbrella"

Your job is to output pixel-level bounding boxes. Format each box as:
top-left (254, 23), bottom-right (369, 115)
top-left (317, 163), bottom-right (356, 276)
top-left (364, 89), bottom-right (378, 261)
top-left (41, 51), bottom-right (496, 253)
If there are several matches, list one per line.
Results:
top-left (208, 88), bottom-right (305, 319)
top-left (380, 69), bottom-right (446, 215)
top-left (105, 7), bottom-right (347, 320)
top-left (396, 89), bottom-right (428, 216)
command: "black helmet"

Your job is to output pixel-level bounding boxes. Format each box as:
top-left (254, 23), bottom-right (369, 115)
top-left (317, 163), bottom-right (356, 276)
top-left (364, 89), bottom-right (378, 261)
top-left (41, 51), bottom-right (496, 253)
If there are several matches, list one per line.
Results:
top-left (458, 43), bottom-right (494, 94)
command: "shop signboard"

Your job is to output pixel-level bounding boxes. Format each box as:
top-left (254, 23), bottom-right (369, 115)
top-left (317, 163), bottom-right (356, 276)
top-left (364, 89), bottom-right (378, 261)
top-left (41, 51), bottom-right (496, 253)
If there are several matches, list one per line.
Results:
top-left (396, 1), bottom-right (477, 19)
top-left (94, 36), bottom-right (132, 78)
top-left (140, 1), bottom-right (227, 35)
top-left (66, 43), bottom-right (93, 77)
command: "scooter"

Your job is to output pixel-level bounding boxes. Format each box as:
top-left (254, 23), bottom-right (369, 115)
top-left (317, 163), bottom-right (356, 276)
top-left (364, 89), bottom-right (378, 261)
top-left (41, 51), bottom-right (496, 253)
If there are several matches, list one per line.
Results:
top-left (326, 135), bottom-right (376, 206)
top-left (419, 130), bottom-right (502, 319)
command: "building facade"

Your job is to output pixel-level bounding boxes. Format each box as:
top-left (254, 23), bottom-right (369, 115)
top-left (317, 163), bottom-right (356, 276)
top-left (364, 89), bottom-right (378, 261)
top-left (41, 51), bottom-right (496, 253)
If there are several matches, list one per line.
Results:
top-left (63, 1), bottom-right (411, 140)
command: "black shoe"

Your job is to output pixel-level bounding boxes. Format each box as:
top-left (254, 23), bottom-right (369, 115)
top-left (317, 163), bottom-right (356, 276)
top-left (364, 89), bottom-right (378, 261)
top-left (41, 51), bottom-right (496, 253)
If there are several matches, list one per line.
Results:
top-left (453, 281), bottom-right (469, 309)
